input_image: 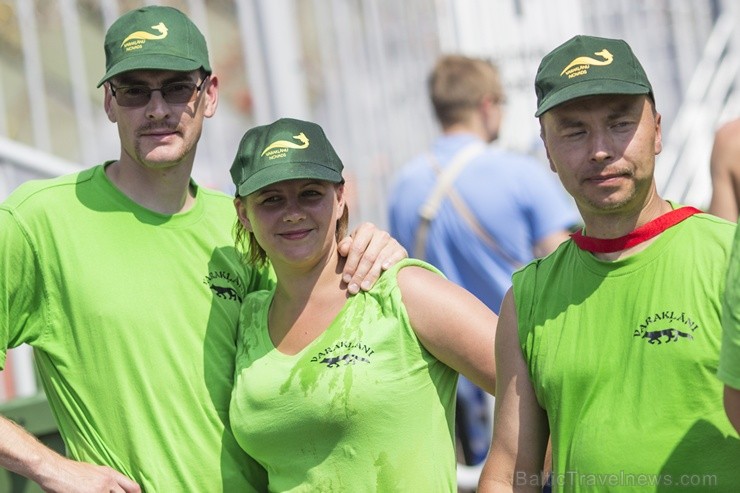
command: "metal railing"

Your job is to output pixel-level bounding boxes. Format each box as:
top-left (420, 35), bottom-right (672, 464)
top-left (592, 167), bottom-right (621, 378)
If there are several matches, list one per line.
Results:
top-left (656, 10), bottom-right (740, 207)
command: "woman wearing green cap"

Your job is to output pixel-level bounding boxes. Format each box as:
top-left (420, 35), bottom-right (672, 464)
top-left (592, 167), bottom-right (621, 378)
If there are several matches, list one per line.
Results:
top-left (227, 117), bottom-right (497, 491)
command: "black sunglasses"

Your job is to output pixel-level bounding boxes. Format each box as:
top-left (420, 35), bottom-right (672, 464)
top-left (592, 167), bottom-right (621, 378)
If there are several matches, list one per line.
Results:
top-left (109, 77), bottom-right (209, 107)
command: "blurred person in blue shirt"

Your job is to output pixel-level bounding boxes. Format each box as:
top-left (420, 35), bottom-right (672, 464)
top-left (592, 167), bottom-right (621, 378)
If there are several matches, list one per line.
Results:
top-left (388, 54), bottom-right (578, 467)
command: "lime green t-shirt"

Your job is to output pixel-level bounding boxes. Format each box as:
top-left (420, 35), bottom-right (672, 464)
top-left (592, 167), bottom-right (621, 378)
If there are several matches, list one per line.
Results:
top-left (514, 211), bottom-right (739, 492)
top-left (0, 164), bottom-right (273, 492)
top-left (230, 259), bottom-right (459, 492)
top-left (719, 221), bottom-right (740, 389)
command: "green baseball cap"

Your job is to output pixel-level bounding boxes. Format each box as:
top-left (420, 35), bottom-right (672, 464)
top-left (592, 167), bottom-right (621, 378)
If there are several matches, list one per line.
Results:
top-left (230, 118), bottom-right (344, 197)
top-left (534, 35), bottom-right (653, 117)
top-left (97, 6), bottom-right (211, 87)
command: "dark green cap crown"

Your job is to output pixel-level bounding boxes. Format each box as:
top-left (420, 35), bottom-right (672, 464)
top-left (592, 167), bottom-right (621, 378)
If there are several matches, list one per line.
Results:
top-left (534, 35), bottom-right (653, 116)
top-left (230, 118), bottom-right (344, 197)
top-left (98, 6), bottom-right (211, 87)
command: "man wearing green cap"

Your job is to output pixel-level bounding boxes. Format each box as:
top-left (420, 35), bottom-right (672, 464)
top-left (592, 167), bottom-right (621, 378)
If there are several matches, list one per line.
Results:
top-left (0, 6), bottom-right (405, 492)
top-left (478, 35), bottom-right (740, 492)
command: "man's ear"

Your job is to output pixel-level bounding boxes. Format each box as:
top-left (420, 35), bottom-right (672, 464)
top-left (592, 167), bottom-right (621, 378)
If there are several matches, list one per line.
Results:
top-left (654, 111), bottom-right (663, 156)
top-left (203, 74), bottom-right (219, 119)
top-left (104, 84), bottom-right (117, 123)
top-left (546, 148), bottom-right (557, 173)
top-left (539, 126), bottom-right (557, 173)
top-left (233, 197), bottom-right (252, 231)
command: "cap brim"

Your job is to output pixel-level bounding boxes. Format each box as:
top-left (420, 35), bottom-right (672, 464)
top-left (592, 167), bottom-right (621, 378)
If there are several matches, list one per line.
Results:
top-left (237, 162), bottom-right (343, 197)
top-left (535, 79), bottom-right (652, 117)
top-left (97, 54), bottom-right (205, 87)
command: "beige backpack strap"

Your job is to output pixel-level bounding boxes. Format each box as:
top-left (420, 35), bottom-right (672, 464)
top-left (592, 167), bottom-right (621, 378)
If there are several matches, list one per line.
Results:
top-left (415, 143), bottom-right (522, 268)
top-left (414, 141), bottom-right (485, 259)
top-left (445, 185), bottom-right (523, 268)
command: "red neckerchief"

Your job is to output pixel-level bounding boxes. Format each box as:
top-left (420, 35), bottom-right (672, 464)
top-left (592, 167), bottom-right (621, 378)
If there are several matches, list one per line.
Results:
top-left (570, 206), bottom-right (702, 253)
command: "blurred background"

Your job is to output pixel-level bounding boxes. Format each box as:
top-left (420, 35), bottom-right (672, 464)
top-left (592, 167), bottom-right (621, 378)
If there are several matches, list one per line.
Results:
top-left (1, 0), bottom-right (740, 489)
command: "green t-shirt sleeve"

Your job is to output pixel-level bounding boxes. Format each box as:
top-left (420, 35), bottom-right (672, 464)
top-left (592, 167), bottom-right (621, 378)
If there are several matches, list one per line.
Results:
top-left (246, 262), bottom-right (276, 294)
top-left (0, 208), bottom-right (46, 369)
top-left (719, 227), bottom-right (740, 389)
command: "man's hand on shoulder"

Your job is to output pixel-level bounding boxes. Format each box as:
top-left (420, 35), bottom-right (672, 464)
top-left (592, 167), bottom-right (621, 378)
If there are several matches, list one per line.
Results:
top-left (337, 222), bottom-right (408, 294)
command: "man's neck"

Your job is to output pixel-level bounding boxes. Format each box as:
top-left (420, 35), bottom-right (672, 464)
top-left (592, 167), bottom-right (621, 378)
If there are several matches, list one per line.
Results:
top-left (105, 159), bottom-right (196, 214)
top-left (580, 197), bottom-right (674, 261)
top-left (443, 121), bottom-right (490, 142)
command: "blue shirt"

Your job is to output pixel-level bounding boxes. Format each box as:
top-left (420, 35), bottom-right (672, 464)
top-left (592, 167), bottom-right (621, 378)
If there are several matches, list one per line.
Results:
top-left (388, 133), bottom-right (578, 314)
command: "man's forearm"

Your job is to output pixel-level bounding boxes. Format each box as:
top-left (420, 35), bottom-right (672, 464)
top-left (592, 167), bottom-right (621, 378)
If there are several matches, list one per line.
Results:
top-left (0, 414), bottom-right (57, 484)
top-left (0, 415), bottom-right (142, 492)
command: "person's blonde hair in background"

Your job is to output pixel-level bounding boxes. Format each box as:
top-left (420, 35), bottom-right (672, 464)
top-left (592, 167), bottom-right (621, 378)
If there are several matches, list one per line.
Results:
top-left (429, 55), bottom-right (505, 139)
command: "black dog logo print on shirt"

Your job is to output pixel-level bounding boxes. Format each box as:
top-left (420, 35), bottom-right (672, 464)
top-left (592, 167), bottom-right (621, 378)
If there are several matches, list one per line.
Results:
top-left (633, 310), bottom-right (697, 345)
top-left (203, 271), bottom-right (244, 303)
top-left (311, 341), bottom-right (374, 368)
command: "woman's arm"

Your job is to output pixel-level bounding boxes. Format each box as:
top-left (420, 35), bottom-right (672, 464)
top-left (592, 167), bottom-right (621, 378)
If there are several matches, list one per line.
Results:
top-left (397, 265), bottom-right (496, 393)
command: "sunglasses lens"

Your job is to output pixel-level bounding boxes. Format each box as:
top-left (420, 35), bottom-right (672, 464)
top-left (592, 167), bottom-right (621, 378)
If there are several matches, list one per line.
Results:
top-left (116, 87), bottom-right (150, 107)
top-left (113, 82), bottom-right (200, 107)
top-left (162, 83), bottom-right (198, 104)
